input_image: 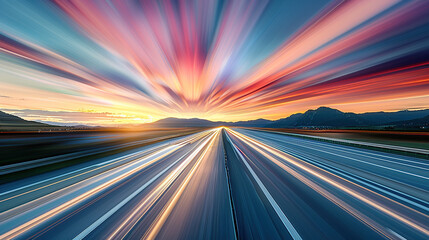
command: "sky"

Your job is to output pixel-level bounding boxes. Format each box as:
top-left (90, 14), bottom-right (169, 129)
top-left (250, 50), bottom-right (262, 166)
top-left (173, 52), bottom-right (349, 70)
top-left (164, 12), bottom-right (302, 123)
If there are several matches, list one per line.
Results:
top-left (1, 0), bottom-right (429, 126)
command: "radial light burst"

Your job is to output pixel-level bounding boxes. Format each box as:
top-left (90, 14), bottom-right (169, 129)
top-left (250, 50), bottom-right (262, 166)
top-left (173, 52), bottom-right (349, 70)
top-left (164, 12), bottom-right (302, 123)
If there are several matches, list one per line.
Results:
top-left (1, 0), bottom-right (429, 124)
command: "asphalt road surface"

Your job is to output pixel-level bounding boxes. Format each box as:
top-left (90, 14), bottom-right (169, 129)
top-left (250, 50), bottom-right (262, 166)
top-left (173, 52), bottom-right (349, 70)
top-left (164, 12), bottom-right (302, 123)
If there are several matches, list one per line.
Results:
top-left (0, 128), bottom-right (428, 239)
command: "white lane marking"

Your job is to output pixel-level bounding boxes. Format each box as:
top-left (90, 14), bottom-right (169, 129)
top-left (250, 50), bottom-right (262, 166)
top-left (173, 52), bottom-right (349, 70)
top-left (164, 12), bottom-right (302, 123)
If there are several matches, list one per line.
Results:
top-left (387, 229), bottom-right (406, 240)
top-left (274, 145), bottom-right (429, 212)
top-left (225, 134), bottom-right (302, 240)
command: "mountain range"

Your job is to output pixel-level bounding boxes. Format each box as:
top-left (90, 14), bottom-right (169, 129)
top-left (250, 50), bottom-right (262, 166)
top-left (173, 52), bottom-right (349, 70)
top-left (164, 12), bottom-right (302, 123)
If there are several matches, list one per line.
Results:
top-left (149, 107), bottom-right (429, 129)
top-left (2, 107), bottom-right (429, 130)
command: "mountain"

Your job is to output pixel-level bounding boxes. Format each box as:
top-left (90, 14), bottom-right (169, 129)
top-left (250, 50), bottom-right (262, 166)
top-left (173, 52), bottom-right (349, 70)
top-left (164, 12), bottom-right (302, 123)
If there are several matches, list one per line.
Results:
top-left (0, 111), bottom-right (103, 131)
top-left (390, 114), bottom-right (429, 127)
top-left (230, 118), bottom-right (274, 127)
top-left (266, 107), bottom-right (429, 128)
top-left (276, 113), bottom-right (303, 126)
top-left (147, 107), bottom-right (429, 129)
top-left (149, 117), bottom-right (275, 128)
top-left (267, 107), bottom-right (371, 128)
top-left (149, 107), bottom-right (373, 128)
top-left (359, 109), bottom-right (429, 125)
top-left (295, 107), bottom-right (370, 127)
top-left (3, 107), bottom-right (429, 130)
top-left (150, 117), bottom-right (222, 128)
top-left (0, 110), bottom-right (52, 127)
top-left (268, 113), bottom-right (303, 128)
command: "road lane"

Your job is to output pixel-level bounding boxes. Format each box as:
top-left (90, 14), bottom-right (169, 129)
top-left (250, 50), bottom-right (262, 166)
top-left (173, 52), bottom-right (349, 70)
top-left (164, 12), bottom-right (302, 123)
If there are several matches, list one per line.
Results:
top-left (0, 127), bottom-right (427, 239)
top-left (234, 128), bottom-right (429, 207)
top-left (0, 129), bottom-right (225, 239)
top-left (225, 132), bottom-right (301, 240)
top-left (0, 131), bottom-right (211, 212)
top-left (224, 128), bottom-right (428, 240)
top-left (141, 129), bottom-right (235, 240)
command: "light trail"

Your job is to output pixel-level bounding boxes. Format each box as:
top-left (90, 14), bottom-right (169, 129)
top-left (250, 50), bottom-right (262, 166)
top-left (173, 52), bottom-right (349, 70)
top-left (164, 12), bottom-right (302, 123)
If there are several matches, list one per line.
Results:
top-left (225, 133), bottom-right (302, 240)
top-left (143, 129), bottom-right (221, 240)
top-left (73, 130), bottom-right (219, 240)
top-left (0, 131), bottom-right (215, 239)
top-left (0, 144), bottom-right (182, 239)
top-left (225, 128), bottom-right (429, 238)
top-left (235, 129), bottom-right (429, 211)
top-left (0, 128), bottom-right (427, 239)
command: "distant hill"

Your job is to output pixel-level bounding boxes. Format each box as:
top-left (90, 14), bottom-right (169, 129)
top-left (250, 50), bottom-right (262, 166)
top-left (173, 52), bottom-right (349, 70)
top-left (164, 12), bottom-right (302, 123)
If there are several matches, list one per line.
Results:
top-left (230, 119), bottom-right (274, 127)
top-left (144, 107), bottom-right (429, 129)
top-left (149, 117), bottom-right (274, 128)
top-left (360, 109), bottom-right (429, 125)
top-left (266, 107), bottom-right (429, 128)
top-left (3, 107), bottom-right (429, 131)
top-left (146, 107), bottom-right (374, 128)
top-left (0, 110), bottom-right (52, 128)
top-left (267, 107), bottom-right (370, 128)
top-left (0, 110), bottom-right (102, 131)
top-left (151, 117), bottom-right (222, 128)
top-left (390, 115), bottom-right (429, 127)
top-left (297, 107), bottom-right (370, 126)
top-left (268, 113), bottom-right (303, 128)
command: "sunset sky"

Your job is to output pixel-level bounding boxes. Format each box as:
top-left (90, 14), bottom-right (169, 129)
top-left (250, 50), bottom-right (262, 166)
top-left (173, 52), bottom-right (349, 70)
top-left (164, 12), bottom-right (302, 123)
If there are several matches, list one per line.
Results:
top-left (1, 0), bottom-right (429, 126)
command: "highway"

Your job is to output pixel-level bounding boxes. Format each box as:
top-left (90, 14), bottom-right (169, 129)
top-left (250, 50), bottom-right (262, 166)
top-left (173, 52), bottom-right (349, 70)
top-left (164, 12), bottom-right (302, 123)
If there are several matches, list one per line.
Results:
top-left (0, 128), bottom-right (428, 239)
